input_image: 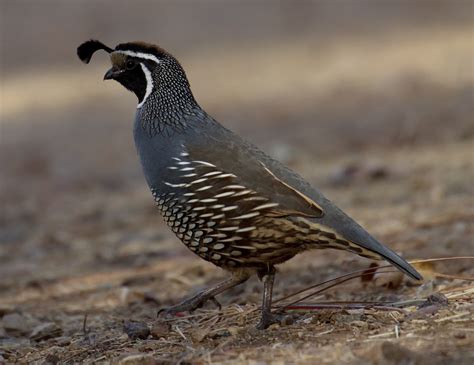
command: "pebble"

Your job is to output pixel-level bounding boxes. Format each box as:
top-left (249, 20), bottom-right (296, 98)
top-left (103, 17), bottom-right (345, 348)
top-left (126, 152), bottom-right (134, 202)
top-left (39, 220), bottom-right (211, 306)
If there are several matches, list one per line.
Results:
top-left (149, 321), bottom-right (171, 339)
top-left (279, 314), bottom-right (295, 326)
top-left (123, 321), bottom-right (150, 340)
top-left (30, 322), bottom-right (62, 342)
top-left (2, 313), bottom-right (31, 336)
top-left (418, 292), bottom-right (449, 308)
top-left (189, 327), bottom-right (210, 343)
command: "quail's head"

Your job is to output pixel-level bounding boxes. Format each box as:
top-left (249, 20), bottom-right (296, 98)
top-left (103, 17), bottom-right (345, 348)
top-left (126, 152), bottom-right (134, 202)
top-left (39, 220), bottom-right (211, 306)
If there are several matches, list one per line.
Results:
top-left (77, 39), bottom-right (190, 107)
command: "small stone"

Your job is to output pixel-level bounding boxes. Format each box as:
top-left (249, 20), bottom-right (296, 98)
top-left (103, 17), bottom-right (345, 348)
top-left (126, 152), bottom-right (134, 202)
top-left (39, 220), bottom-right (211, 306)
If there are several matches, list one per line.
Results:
top-left (227, 326), bottom-right (242, 336)
top-left (189, 327), bottom-right (210, 343)
top-left (418, 292), bottom-right (449, 309)
top-left (123, 321), bottom-right (150, 340)
top-left (279, 314), bottom-right (295, 326)
top-left (2, 313), bottom-right (30, 336)
top-left (118, 354), bottom-right (156, 365)
top-left (150, 321), bottom-right (171, 339)
top-left (117, 333), bottom-right (129, 341)
top-left (30, 322), bottom-right (62, 342)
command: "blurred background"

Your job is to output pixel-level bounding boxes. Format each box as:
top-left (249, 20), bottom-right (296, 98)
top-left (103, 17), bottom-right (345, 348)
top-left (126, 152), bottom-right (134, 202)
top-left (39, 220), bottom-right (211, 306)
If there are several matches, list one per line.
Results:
top-left (1, 0), bottom-right (473, 338)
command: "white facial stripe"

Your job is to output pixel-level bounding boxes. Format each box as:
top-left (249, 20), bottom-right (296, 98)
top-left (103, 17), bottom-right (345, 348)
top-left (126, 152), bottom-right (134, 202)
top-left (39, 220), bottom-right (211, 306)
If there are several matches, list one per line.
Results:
top-left (116, 50), bottom-right (161, 64)
top-left (137, 63), bottom-right (153, 109)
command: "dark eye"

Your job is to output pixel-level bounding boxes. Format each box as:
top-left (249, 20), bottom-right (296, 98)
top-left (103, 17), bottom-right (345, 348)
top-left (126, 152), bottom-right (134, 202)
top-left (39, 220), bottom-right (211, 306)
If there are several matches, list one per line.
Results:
top-left (126, 60), bottom-right (136, 70)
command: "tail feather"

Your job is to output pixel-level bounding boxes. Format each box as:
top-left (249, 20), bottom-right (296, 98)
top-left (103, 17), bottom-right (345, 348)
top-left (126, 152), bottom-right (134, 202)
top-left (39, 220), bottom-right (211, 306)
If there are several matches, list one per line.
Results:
top-left (304, 219), bottom-right (423, 281)
top-left (312, 202), bottom-right (423, 281)
top-left (331, 231), bottom-right (422, 281)
top-left (363, 241), bottom-right (423, 281)
top-left (319, 234), bottom-right (422, 281)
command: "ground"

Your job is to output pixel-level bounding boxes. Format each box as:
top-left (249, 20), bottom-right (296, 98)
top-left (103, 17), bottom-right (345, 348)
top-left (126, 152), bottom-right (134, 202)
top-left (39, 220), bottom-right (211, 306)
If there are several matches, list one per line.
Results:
top-left (1, 2), bottom-right (473, 364)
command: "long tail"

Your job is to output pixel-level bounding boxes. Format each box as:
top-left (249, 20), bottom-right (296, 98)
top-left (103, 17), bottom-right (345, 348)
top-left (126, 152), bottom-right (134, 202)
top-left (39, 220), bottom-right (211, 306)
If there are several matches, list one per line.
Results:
top-left (365, 242), bottom-right (423, 281)
top-left (332, 235), bottom-right (422, 281)
top-left (303, 220), bottom-right (423, 281)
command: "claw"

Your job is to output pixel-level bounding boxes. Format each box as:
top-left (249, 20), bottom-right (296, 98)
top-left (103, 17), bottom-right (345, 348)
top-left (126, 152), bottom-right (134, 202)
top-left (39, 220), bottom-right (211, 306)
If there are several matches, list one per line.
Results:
top-left (256, 313), bottom-right (281, 330)
top-left (256, 312), bottom-right (293, 330)
top-left (155, 273), bottom-right (250, 321)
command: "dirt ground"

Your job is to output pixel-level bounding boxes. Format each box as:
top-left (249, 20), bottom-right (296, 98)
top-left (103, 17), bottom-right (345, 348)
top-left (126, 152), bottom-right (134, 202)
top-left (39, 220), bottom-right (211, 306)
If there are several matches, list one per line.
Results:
top-left (1, 1), bottom-right (473, 364)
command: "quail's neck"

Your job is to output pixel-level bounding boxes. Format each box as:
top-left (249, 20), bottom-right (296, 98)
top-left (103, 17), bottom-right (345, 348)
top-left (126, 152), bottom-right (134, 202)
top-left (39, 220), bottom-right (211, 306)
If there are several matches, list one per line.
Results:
top-left (138, 62), bottom-right (201, 137)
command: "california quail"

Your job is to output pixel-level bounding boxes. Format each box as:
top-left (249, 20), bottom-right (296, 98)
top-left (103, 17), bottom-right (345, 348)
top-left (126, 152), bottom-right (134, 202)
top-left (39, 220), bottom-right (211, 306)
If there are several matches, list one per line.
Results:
top-left (77, 40), bottom-right (422, 329)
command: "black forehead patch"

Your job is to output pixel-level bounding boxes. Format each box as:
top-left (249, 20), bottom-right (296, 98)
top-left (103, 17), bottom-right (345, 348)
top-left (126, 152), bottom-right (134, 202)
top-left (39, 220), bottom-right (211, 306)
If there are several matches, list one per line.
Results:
top-left (115, 41), bottom-right (169, 59)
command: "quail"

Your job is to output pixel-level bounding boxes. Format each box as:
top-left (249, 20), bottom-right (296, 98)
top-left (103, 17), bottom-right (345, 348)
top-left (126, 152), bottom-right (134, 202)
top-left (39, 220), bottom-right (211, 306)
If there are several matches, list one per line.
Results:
top-left (77, 40), bottom-right (422, 329)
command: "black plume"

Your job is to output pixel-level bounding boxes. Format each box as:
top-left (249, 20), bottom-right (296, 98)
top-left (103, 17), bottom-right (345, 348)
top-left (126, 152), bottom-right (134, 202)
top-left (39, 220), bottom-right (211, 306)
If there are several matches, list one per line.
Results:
top-left (77, 40), bottom-right (114, 64)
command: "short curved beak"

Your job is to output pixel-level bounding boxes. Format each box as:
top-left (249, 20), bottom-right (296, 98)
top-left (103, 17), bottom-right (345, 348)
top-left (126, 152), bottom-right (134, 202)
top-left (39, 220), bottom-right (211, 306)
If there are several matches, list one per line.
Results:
top-left (103, 67), bottom-right (120, 80)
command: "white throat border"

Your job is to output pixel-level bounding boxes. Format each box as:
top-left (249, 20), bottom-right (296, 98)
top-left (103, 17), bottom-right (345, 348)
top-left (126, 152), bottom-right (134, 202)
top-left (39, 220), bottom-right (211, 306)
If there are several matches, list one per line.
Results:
top-left (137, 63), bottom-right (153, 109)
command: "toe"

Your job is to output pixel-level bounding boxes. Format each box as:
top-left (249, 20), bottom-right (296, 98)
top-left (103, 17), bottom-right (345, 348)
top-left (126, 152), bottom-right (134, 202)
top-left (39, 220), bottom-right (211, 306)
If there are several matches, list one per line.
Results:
top-left (256, 312), bottom-right (293, 330)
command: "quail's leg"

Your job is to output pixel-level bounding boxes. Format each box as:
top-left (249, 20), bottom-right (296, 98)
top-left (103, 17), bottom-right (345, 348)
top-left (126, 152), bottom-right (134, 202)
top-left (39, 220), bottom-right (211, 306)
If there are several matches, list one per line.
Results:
top-left (256, 266), bottom-right (287, 330)
top-left (159, 271), bottom-right (250, 316)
